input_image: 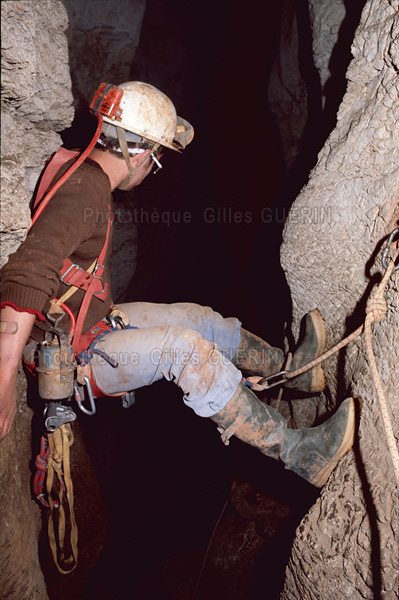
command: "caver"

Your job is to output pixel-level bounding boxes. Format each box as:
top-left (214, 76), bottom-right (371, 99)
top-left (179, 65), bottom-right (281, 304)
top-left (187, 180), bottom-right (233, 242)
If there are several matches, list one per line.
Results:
top-left (0, 81), bottom-right (355, 491)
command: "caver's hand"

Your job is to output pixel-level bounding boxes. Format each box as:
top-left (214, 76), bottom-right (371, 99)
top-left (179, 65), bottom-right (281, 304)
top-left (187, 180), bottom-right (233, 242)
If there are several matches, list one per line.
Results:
top-left (0, 372), bottom-right (17, 441)
top-left (0, 306), bottom-right (36, 441)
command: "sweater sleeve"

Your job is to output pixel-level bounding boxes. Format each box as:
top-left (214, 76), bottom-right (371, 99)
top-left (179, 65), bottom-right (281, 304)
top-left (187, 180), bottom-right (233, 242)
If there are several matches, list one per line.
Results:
top-left (0, 162), bottom-right (111, 319)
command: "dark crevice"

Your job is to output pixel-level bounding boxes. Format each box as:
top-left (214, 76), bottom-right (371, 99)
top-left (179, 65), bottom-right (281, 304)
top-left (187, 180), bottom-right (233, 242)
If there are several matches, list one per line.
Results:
top-left (44, 1), bottom-right (368, 598)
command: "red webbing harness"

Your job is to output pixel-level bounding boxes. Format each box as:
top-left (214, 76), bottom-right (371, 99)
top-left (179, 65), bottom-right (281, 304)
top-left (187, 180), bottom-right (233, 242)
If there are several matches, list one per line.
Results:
top-left (31, 147), bottom-right (112, 354)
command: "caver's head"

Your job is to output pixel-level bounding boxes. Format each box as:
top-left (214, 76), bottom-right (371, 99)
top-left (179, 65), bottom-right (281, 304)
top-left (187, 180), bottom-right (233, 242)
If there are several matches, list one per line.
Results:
top-left (94, 81), bottom-right (194, 189)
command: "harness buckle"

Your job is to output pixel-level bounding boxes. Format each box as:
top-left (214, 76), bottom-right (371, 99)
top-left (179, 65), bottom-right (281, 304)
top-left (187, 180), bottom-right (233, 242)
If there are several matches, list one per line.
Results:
top-left (60, 263), bottom-right (85, 285)
top-left (92, 263), bottom-right (106, 296)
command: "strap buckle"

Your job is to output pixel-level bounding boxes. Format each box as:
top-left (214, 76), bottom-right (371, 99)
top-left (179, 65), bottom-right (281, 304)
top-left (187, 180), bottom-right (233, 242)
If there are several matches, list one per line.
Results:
top-left (92, 263), bottom-right (106, 296)
top-left (60, 263), bottom-right (85, 286)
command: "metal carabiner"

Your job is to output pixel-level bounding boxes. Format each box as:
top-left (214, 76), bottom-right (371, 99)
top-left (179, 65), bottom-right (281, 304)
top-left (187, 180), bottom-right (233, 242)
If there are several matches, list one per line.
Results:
top-left (253, 370), bottom-right (290, 391)
top-left (105, 311), bottom-right (135, 408)
top-left (106, 313), bottom-right (118, 329)
top-left (381, 227), bottom-right (399, 272)
top-left (74, 377), bottom-right (97, 415)
top-left (107, 312), bottom-right (126, 330)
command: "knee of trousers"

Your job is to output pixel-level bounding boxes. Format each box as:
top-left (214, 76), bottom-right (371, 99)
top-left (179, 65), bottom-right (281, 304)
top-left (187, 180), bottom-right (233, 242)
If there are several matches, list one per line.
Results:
top-left (158, 326), bottom-right (242, 416)
top-left (152, 325), bottom-right (228, 388)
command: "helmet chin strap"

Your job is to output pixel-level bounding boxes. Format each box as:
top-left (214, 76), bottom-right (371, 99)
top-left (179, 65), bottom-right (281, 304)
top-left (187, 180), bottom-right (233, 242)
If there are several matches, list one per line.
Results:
top-left (116, 127), bottom-right (159, 189)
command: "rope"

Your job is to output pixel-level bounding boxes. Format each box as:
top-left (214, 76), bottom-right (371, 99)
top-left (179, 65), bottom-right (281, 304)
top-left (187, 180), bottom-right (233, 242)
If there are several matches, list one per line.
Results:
top-left (284, 259), bottom-right (398, 382)
top-left (33, 435), bottom-right (66, 508)
top-left (284, 325), bottom-right (364, 380)
top-left (275, 352), bottom-right (292, 413)
top-left (34, 435), bottom-right (51, 507)
top-left (46, 423), bottom-right (78, 573)
top-left (363, 260), bottom-right (399, 487)
top-left (285, 252), bottom-right (399, 488)
top-left (77, 346), bottom-right (119, 368)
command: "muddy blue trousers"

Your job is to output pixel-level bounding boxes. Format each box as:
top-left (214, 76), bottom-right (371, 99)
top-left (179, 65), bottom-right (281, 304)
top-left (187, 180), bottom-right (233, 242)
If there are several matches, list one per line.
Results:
top-left (90, 302), bottom-right (243, 417)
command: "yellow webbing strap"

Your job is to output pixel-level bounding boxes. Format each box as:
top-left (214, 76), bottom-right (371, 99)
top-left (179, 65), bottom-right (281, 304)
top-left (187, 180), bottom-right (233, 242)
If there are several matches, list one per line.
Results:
top-left (46, 423), bottom-right (78, 573)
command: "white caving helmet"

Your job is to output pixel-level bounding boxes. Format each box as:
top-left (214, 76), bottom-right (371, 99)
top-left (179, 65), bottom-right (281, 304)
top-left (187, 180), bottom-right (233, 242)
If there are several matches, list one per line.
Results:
top-left (101, 81), bottom-right (194, 152)
top-left (92, 81), bottom-right (194, 187)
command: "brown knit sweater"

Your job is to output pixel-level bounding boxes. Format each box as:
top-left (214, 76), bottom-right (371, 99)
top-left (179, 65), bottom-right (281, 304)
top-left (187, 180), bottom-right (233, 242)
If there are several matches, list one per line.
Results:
top-left (0, 157), bottom-right (113, 340)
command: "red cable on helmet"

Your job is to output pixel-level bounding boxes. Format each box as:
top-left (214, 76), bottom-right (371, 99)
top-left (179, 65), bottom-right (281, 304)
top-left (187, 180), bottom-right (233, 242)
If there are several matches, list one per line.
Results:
top-left (29, 113), bottom-right (104, 230)
top-left (30, 83), bottom-right (124, 229)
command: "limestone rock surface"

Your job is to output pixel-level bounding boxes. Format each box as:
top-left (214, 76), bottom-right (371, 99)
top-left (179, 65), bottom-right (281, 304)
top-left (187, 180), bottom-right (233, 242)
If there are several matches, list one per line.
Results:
top-left (1, 2), bottom-right (73, 598)
top-left (267, 0), bottom-right (308, 170)
top-left (1, 0), bottom-right (73, 268)
top-left (63, 0), bottom-right (146, 109)
top-left (281, 1), bottom-right (399, 598)
top-left (62, 0), bottom-right (146, 297)
top-left (308, 0), bottom-right (346, 94)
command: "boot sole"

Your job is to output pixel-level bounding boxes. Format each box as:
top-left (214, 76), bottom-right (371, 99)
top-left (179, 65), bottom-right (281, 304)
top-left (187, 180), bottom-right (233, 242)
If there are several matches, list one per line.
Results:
top-left (309, 309), bottom-right (327, 392)
top-left (309, 308), bottom-right (327, 358)
top-left (311, 397), bottom-right (356, 487)
top-left (310, 363), bottom-right (325, 394)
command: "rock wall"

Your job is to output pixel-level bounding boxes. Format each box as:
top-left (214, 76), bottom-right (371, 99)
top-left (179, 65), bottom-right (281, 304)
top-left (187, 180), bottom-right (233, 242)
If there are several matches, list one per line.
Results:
top-left (281, 0), bottom-right (399, 597)
top-left (308, 0), bottom-right (346, 101)
top-left (62, 0), bottom-right (146, 111)
top-left (0, 2), bottom-right (73, 598)
top-left (267, 0), bottom-right (310, 171)
top-left (1, 0), bottom-right (73, 267)
top-left (62, 0), bottom-right (146, 301)
top-left (1, 4), bottom-right (150, 599)
top-left (2, 0), bottom-right (398, 597)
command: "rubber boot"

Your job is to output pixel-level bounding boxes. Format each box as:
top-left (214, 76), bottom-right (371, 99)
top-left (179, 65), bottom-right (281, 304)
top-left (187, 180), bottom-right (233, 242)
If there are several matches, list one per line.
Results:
top-left (232, 309), bottom-right (326, 393)
top-left (211, 382), bottom-right (355, 487)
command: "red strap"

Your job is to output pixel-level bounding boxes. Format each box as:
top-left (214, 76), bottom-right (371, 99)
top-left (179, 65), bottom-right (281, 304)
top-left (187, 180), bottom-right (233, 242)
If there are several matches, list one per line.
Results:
top-left (60, 261), bottom-right (109, 301)
top-left (28, 129), bottom-right (112, 353)
top-left (74, 319), bottom-right (112, 355)
top-left (33, 148), bottom-right (80, 213)
top-left (30, 115), bottom-right (102, 231)
top-left (71, 204), bottom-right (112, 353)
top-left (74, 320), bottom-right (125, 399)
